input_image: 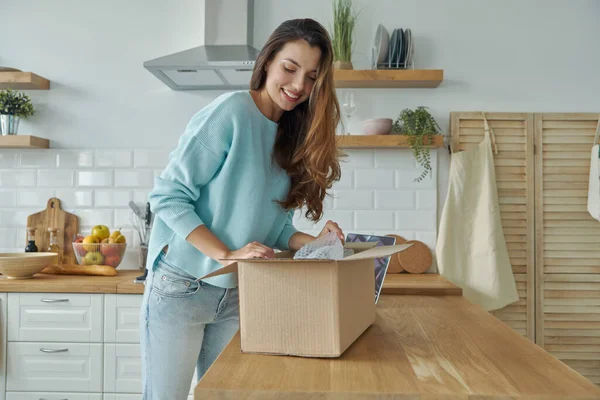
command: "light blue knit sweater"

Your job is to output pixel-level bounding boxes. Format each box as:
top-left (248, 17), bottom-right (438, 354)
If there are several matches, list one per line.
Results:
top-left (146, 91), bottom-right (298, 288)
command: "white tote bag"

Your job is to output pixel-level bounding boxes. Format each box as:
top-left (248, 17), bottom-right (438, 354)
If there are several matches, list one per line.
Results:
top-left (588, 117), bottom-right (600, 222)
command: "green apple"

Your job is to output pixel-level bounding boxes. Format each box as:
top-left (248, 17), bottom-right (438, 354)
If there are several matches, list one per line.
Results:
top-left (83, 251), bottom-right (104, 265)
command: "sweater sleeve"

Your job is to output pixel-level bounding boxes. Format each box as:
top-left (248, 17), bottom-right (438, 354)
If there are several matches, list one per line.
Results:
top-left (149, 109), bottom-right (232, 241)
top-left (275, 209), bottom-right (299, 250)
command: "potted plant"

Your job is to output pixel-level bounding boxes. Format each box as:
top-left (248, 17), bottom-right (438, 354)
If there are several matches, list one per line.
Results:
top-left (392, 106), bottom-right (441, 182)
top-left (0, 88), bottom-right (35, 135)
top-left (331, 0), bottom-right (358, 70)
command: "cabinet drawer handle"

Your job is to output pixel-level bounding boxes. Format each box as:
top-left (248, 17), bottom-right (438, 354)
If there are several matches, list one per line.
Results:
top-left (41, 298), bottom-right (70, 303)
top-left (39, 398), bottom-right (68, 400)
top-left (39, 347), bottom-right (69, 353)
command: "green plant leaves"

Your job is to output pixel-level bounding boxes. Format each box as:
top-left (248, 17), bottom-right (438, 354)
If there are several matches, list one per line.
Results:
top-left (0, 88), bottom-right (35, 118)
top-left (332, 0), bottom-right (357, 62)
top-left (393, 106), bottom-right (441, 182)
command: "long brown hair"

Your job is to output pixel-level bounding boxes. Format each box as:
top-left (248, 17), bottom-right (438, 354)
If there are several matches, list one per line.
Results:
top-left (250, 18), bottom-right (341, 222)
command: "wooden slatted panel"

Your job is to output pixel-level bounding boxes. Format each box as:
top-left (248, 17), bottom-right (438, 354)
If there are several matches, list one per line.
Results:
top-left (536, 113), bottom-right (600, 385)
top-left (450, 112), bottom-right (535, 340)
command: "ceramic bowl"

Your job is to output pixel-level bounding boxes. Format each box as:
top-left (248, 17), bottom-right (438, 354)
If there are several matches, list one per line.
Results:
top-left (0, 252), bottom-right (58, 279)
top-left (362, 118), bottom-right (393, 135)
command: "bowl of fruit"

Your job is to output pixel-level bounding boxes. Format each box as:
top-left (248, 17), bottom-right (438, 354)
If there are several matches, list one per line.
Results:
top-left (73, 225), bottom-right (127, 268)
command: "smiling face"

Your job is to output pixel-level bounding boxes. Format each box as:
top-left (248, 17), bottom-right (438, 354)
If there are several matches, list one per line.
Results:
top-left (261, 39), bottom-right (322, 120)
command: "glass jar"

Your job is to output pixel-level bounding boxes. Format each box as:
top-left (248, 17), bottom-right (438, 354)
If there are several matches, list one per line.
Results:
top-left (47, 227), bottom-right (62, 264)
top-left (25, 227), bottom-right (38, 252)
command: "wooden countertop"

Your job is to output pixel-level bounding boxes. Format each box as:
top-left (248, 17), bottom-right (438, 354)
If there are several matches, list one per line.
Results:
top-left (0, 270), bottom-right (143, 293)
top-left (0, 271), bottom-right (461, 295)
top-left (195, 295), bottom-right (600, 399)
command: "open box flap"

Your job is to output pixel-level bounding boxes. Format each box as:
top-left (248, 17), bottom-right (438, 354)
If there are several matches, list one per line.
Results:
top-left (341, 243), bottom-right (413, 261)
top-left (199, 262), bottom-right (238, 280)
top-left (199, 244), bottom-right (412, 280)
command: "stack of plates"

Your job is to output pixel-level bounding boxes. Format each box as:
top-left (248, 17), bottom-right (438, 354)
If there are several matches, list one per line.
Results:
top-left (371, 25), bottom-right (413, 69)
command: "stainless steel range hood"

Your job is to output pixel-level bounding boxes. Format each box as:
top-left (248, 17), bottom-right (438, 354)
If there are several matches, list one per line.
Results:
top-left (144, 0), bottom-right (259, 90)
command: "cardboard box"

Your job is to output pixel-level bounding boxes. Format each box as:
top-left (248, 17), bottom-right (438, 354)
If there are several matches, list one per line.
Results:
top-left (200, 243), bottom-right (411, 358)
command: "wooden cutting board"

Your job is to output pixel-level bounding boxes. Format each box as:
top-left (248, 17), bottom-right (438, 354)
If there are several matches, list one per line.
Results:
top-left (26, 198), bottom-right (79, 265)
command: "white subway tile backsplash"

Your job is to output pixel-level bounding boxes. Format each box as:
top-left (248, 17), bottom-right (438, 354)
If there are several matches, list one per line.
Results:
top-left (355, 211), bottom-right (395, 231)
top-left (0, 145), bottom-right (438, 253)
top-left (396, 211), bottom-right (436, 231)
top-left (374, 150), bottom-right (415, 168)
top-left (19, 151), bottom-right (57, 168)
top-left (134, 149), bottom-right (170, 168)
top-left (18, 189), bottom-right (55, 208)
top-left (395, 169), bottom-right (436, 189)
top-left (0, 152), bottom-right (17, 168)
top-left (0, 189), bottom-right (17, 207)
top-left (95, 190), bottom-right (132, 208)
top-left (340, 150), bottom-right (375, 168)
top-left (115, 170), bottom-right (154, 188)
top-left (292, 208), bottom-right (316, 230)
top-left (96, 150), bottom-right (133, 168)
top-left (355, 169), bottom-right (394, 189)
top-left (416, 191), bottom-right (436, 210)
top-left (333, 170), bottom-right (353, 189)
top-left (134, 190), bottom-right (151, 204)
top-left (314, 210), bottom-right (354, 231)
top-left (56, 150), bottom-right (94, 168)
top-left (77, 170), bottom-right (113, 187)
top-left (334, 190), bottom-right (373, 210)
top-left (0, 209), bottom-right (38, 227)
top-left (0, 170), bottom-right (36, 187)
top-left (0, 228), bottom-right (17, 249)
top-left (75, 209), bottom-right (114, 229)
top-left (374, 190), bottom-right (415, 210)
top-left (55, 190), bottom-right (94, 208)
top-left (415, 232), bottom-right (437, 249)
top-left (114, 209), bottom-right (133, 229)
top-left (38, 169), bottom-right (74, 188)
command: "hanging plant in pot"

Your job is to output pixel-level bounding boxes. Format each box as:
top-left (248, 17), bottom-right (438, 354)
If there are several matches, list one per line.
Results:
top-left (0, 88), bottom-right (35, 136)
top-left (331, 0), bottom-right (358, 70)
top-left (392, 106), bottom-right (441, 182)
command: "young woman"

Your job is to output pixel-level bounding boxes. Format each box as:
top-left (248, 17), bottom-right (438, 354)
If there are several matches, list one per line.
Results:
top-left (140, 18), bottom-right (345, 399)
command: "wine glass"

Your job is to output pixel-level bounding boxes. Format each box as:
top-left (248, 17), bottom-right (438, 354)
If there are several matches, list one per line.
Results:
top-left (341, 91), bottom-right (357, 135)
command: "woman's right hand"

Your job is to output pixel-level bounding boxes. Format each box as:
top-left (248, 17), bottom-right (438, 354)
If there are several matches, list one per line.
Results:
top-left (220, 242), bottom-right (275, 265)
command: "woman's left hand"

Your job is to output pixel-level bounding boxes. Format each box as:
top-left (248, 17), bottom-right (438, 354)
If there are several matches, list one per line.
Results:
top-left (317, 220), bottom-right (345, 244)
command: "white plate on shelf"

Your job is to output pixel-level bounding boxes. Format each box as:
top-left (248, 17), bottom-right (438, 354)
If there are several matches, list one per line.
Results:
top-left (405, 28), bottom-right (413, 67)
top-left (388, 29), bottom-right (398, 68)
top-left (372, 24), bottom-right (389, 69)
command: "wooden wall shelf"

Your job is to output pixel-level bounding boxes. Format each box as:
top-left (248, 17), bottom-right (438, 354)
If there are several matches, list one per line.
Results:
top-left (0, 72), bottom-right (50, 90)
top-left (334, 69), bottom-right (443, 88)
top-left (0, 135), bottom-right (49, 149)
top-left (337, 135), bottom-right (444, 148)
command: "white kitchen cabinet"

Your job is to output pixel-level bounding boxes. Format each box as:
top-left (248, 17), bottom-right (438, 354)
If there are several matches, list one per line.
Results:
top-left (1, 293), bottom-right (198, 398)
top-left (6, 393), bottom-right (102, 400)
top-left (7, 293), bottom-right (103, 342)
top-left (104, 295), bottom-right (141, 343)
top-left (103, 344), bottom-right (142, 393)
top-left (7, 342), bottom-right (103, 392)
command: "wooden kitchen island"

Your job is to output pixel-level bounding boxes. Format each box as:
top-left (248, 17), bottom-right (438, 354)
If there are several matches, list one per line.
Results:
top-left (195, 294), bottom-right (600, 399)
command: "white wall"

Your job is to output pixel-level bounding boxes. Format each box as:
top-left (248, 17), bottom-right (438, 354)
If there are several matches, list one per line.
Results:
top-left (1, 0), bottom-right (599, 269)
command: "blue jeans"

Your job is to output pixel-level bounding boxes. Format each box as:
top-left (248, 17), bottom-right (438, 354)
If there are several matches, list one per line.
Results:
top-left (139, 252), bottom-right (239, 400)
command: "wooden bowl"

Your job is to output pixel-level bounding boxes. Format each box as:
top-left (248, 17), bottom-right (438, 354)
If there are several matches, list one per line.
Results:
top-left (0, 253), bottom-right (59, 279)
